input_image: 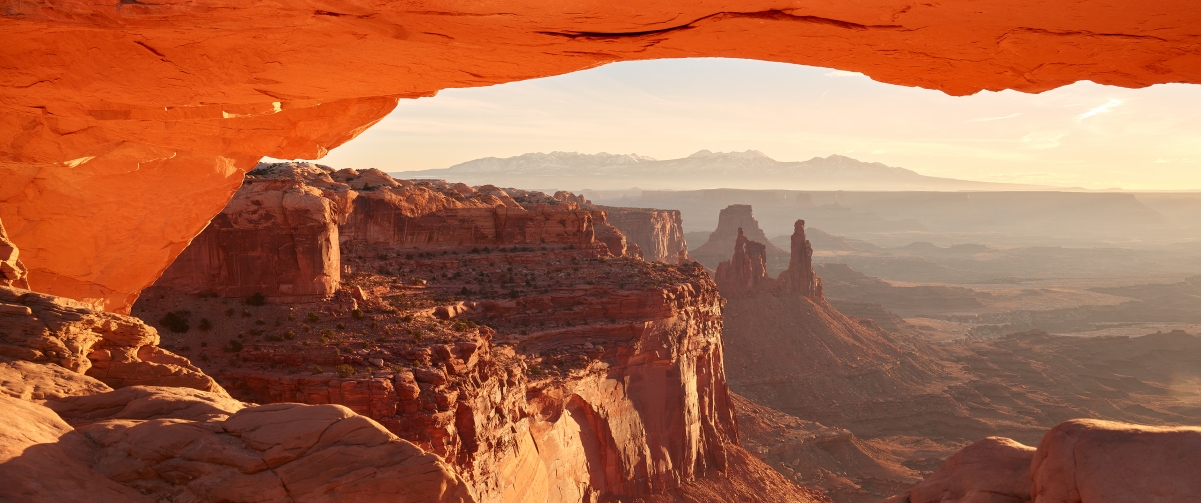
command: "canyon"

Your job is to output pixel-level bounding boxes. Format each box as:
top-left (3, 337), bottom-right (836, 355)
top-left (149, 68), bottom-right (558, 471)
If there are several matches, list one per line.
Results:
top-left (702, 204), bottom-right (1201, 502)
top-left (4, 1), bottom-right (1201, 312)
top-left (2, 169), bottom-right (827, 502)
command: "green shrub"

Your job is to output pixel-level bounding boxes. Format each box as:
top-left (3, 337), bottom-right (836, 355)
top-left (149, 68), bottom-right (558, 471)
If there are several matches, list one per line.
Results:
top-left (158, 311), bottom-right (191, 333)
top-left (352, 309), bottom-right (364, 319)
top-left (283, 330), bottom-right (295, 340)
top-left (312, 366), bottom-right (323, 375)
top-left (307, 312), bottom-right (320, 323)
top-left (336, 364), bottom-right (355, 378)
top-left (246, 292), bottom-right (266, 306)
top-left (225, 339), bottom-right (243, 352)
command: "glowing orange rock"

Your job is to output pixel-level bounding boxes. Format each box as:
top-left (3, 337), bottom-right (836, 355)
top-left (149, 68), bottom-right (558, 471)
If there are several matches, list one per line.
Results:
top-left (2, 0), bottom-right (1199, 310)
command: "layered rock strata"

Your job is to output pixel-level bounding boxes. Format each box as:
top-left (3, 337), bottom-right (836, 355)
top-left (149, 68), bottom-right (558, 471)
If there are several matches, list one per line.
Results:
top-left (154, 163), bottom-right (632, 302)
top-left (693, 205), bottom-right (790, 274)
top-left (713, 218), bottom-right (823, 300)
top-left (138, 244), bottom-right (775, 502)
top-left (0, 387), bottom-right (475, 503)
top-left (601, 207), bottom-right (690, 264)
top-left (0, 223), bottom-right (472, 502)
top-left (0, 284), bottom-right (224, 395)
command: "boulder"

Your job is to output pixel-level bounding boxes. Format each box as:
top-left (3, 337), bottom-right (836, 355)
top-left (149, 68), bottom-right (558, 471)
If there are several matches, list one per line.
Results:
top-left (1031, 419), bottom-right (1201, 503)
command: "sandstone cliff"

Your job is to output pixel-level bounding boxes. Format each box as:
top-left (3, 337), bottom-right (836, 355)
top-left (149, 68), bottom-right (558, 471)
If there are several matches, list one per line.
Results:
top-left (154, 163), bottom-right (634, 301)
top-left (693, 205), bottom-right (789, 275)
top-left (601, 207), bottom-right (691, 264)
top-left (135, 178), bottom-right (823, 502)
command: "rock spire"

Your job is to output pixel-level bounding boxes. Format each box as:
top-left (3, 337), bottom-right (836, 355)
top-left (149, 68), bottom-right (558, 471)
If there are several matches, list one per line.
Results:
top-left (778, 220), bottom-right (823, 299)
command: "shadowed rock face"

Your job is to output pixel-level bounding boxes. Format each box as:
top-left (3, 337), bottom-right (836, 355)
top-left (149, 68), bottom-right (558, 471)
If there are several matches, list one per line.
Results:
top-left (602, 207), bottom-right (691, 264)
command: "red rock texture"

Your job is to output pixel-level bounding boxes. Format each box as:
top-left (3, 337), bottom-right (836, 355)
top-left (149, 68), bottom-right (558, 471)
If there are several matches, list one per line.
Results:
top-left (1031, 419), bottom-right (1201, 503)
top-left (0, 387), bottom-right (476, 503)
top-left (4, 1), bottom-right (1200, 310)
top-left (155, 163), bottom-right (628, 301)
top-left (0, 285), bottom-right (225, 395)
top-left (693, 205), bottom-right (789, 274)
top-left (142, 249), bottom-right (748, 501)
top-left (0, 218), bottom-right (29, 289)
top-left (886, 436), bottom-right (1035, 503)
top-left (714, 228), bottom-right (772, 296)
top-left (602, 207), bottom-right (691, 264)
top-left (889, 419), bottom-right (1201, 503)
top-left (713, 217), bottom-right (823, 300)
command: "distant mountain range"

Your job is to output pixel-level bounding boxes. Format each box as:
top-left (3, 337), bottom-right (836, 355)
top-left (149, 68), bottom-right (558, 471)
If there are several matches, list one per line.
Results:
top-left (390, 150), bottom-right (1062, 191)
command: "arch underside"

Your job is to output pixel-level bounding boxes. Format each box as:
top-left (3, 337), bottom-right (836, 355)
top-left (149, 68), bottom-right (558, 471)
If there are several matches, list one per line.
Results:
top-left (2, 0), bottom-right (1199, 310)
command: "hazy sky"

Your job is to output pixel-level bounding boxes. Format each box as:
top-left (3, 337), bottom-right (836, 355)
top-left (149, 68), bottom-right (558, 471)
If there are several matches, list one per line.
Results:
top-left (309, 58), bottom-right (1201, 190)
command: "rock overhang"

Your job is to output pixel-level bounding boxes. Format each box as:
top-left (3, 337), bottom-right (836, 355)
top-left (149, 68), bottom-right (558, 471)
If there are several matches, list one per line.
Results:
top-left (3, 0), bottom-right (1200, 311)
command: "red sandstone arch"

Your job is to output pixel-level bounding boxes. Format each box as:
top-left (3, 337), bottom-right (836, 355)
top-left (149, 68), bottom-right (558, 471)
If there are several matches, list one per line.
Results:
top-left (2, 0), bottom-right (1199, 311)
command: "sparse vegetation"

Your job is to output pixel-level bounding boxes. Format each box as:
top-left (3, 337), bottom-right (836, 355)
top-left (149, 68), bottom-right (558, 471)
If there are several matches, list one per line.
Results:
top-left (246, 292), bottom-right (266, 306)
top-left (158, 310), bottom-right (191, 333)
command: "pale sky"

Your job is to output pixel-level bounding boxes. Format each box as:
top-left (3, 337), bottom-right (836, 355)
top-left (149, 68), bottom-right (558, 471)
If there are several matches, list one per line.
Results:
top-left (310, 58), bottom-right (1201, 191)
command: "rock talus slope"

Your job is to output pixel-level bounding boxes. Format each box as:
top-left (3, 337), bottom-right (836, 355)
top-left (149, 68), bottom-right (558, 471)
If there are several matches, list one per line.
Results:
top-left (6, 0), bottom-right (1199, 309)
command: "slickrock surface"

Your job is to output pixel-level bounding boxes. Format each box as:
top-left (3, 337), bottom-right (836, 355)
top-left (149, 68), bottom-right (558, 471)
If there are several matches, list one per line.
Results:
top-left (601, 207), bottom-right (691, 264)
top-left (889, 419), bottom-right (1201, 503)
top-left (0, 388), bottom-right (475, 503)
top-left (4, 0), bottom-right (1199, 311)
top-left (694, 205), bottom-right (789, 274)
top-left (884, 437), bottom-right (1034, 503)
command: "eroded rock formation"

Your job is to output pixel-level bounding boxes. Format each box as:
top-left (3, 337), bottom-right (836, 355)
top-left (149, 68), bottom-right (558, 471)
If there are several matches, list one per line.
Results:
top-left (0, 284), bottom-right (224, 395)
top-left (693, 205), bottom-right (789, 274)
top-left (0, 220), bottom-right (29, 290)
top-left (154, 163), bottom-right (631, 301)
top-left (888, 419), bottom-right (1201, 503)
top-left (4, 1), bottom-right (1200, 311)
top-left (602, 207), bottom-right (690, 264)
top-left (713, 216), bottom-right (823, 300)
top-left (131, 172), bottom-right (823, 501)
top-left (0, 387), bottom-right (476, 503)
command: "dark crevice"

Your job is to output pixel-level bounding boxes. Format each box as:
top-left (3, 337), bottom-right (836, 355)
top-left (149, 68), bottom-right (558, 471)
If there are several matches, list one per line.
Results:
top-left (133, 41), bottom-right (166, 59)
top-left (538, 10), bottom-right (904, 40)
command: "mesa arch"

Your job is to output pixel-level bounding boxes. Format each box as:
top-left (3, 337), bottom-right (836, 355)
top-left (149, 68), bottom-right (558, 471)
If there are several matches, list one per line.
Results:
top-left (2, 0), bottom-right (1199, 312)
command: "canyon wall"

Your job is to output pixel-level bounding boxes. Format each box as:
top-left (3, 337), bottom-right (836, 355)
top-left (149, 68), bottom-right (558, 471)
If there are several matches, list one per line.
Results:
top-left (139, 243), bottom-right (789, 502)
top-left (135, 174), bottom-right (820, 501)
top-left (5, 1), bottom-right (1199, 311)
top-left (154, 163), bottom-right (627, 300)
top-left (602, 207), bottom-right (691, 264)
